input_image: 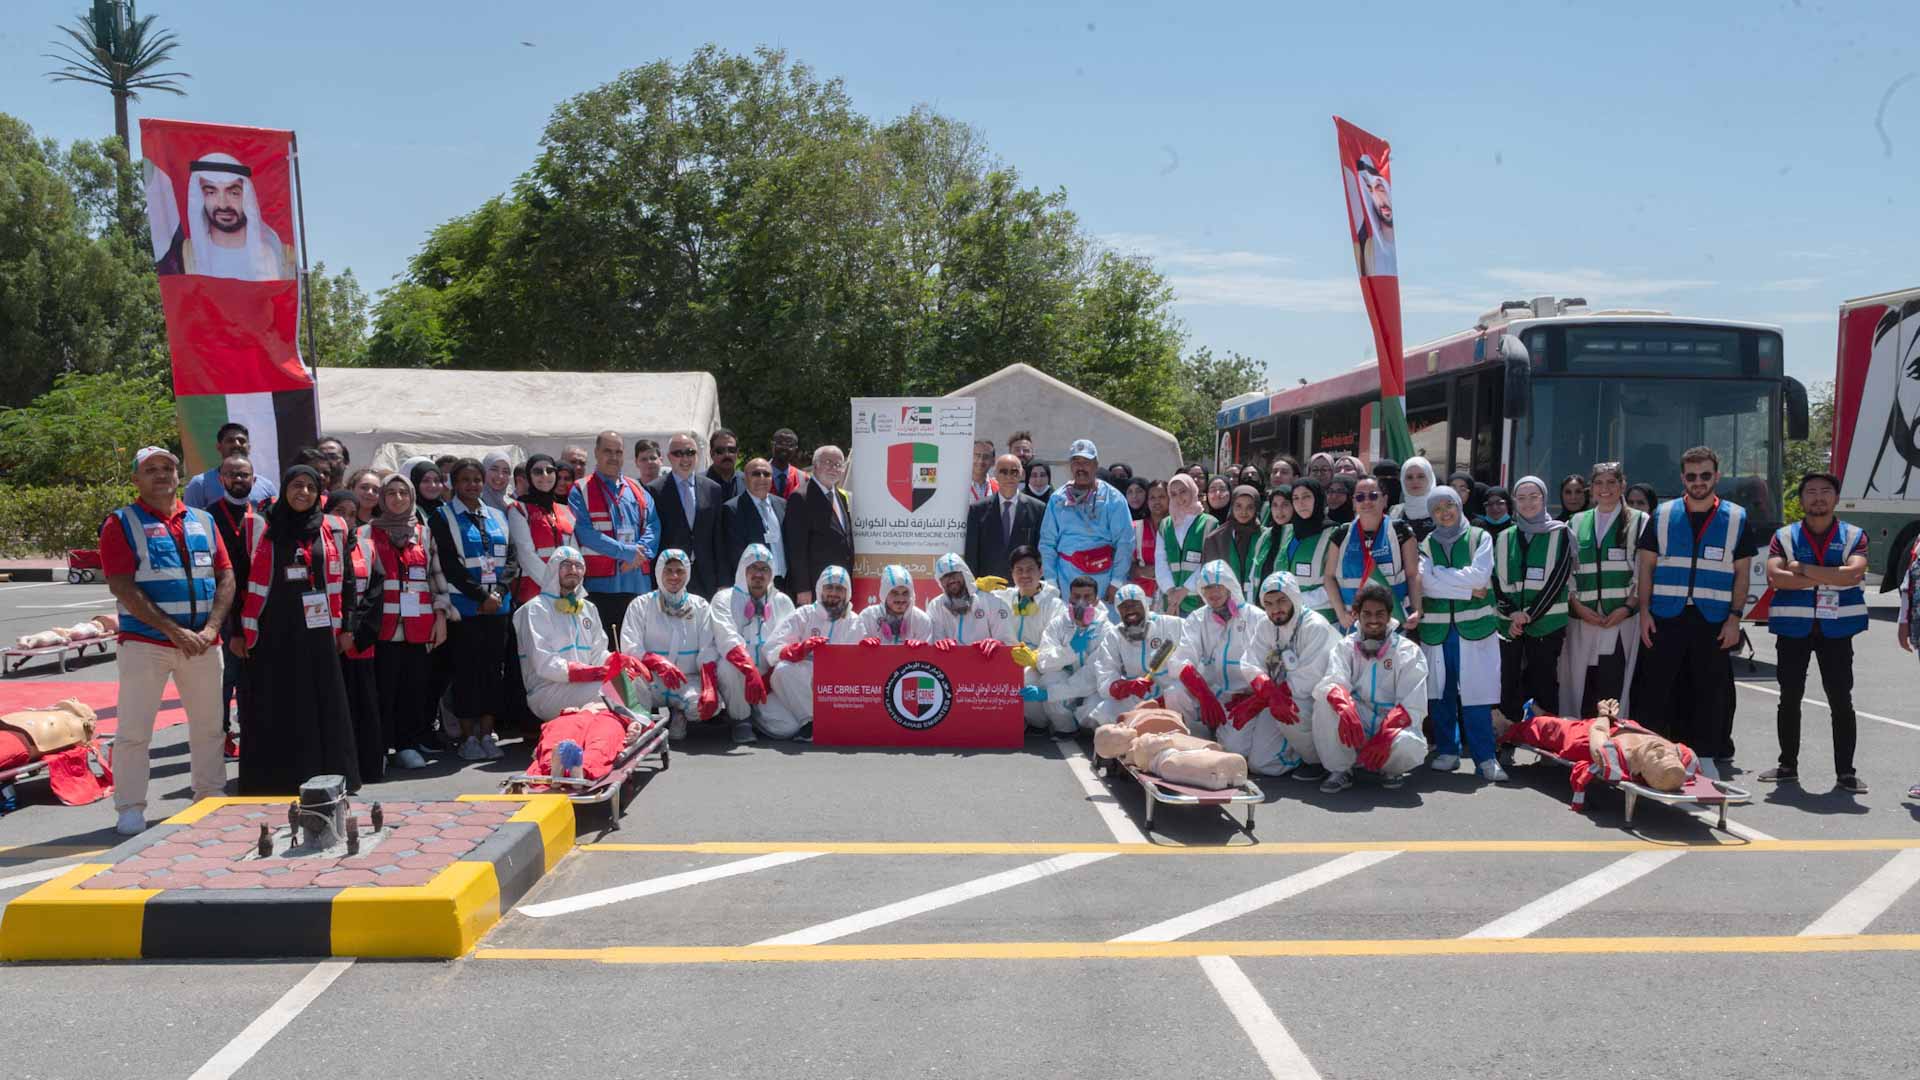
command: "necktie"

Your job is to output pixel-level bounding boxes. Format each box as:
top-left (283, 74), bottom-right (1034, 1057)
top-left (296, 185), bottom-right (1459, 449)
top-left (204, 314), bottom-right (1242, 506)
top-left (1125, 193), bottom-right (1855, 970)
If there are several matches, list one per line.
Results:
top-left (1002, 498), bottom-right (1014, 547)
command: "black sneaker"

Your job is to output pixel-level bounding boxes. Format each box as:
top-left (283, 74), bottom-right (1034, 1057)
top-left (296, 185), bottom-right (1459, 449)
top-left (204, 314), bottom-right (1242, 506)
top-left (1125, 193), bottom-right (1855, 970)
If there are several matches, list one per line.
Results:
top-left (794, 723), bottom-right (813, 744)
top-left (1758, 767), bottom-right (1798, 784)
top-left (1292, 763), bottom-right (1330, 783)
top-left (1837, 774), bottom-right (1868, 795)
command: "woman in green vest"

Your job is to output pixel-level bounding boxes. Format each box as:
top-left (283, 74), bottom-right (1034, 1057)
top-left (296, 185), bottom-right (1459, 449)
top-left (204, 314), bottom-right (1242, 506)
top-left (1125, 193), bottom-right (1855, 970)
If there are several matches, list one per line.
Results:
top-left (1492, 476), bottom-right (1573, 725)
top-left (1202, 485), bottom-right (1265, 591)
top-left (1564, 461), bottom-right (1646, 716)
top-left (1251, 484), bottom-right (1294, 581)
top-left (1154, 474), bottom-right (1216, 616)
top-left (1417, 485), bottom-right (1506, 780)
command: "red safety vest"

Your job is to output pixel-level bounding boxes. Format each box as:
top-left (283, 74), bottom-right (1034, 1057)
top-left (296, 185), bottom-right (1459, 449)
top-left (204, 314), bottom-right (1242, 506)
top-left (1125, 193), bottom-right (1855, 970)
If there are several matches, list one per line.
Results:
top-left (343, 526), bottom-right (376, 660)
top-left (512, 501), bottom-right (577, 604)
top-left (370, 523), bottom-right (438, 644)
top-left (582, 474), bottom-right (650, 580)
top-left (242, 520), bottom-right (345, 649)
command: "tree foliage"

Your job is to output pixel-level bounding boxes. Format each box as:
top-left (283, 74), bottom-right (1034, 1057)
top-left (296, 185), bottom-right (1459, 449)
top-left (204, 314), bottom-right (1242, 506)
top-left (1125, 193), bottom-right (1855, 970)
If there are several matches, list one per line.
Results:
top-left (367, 46), bottom-right (1240, 455)
top-left (1782, 379), bottom-right (1835, 523)
top-left (44, 0), bottom-right (189, 145)
top-left (0, 369), bottom-right (177, 486)
top-left (305, 261), bottom-right (370, 366)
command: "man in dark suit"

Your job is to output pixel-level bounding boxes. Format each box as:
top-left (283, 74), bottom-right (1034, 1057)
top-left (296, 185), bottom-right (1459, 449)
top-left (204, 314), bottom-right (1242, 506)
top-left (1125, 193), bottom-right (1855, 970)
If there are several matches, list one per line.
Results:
top-left (649, 432), bottom-right (727, 597)
top-left (721, 457), bottom-right (790, 591)
top-left (965, 453), bottom-right (1047, 581)
top-left (783, 444), bottom-right (853, 604)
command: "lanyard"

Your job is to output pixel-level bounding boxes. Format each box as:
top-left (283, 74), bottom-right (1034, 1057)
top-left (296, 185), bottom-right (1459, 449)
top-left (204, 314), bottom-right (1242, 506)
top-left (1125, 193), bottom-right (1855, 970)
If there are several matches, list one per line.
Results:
top-left (1801, 522), bottom-right (1836, 567)
top-left (1356, 523), bottom-right (1381, 584)
top-left (1688, 496), bottom-right (1721, 550)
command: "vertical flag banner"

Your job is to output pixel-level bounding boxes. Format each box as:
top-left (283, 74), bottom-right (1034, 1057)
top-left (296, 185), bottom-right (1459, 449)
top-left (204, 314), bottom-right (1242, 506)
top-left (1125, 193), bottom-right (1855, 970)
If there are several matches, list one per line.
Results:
top-left (849, 398), bottom-right (977, 604)
top-left (139, 118), bottom-right (317, 483)
top-left (1334, 116), bottom-right (1415, 463)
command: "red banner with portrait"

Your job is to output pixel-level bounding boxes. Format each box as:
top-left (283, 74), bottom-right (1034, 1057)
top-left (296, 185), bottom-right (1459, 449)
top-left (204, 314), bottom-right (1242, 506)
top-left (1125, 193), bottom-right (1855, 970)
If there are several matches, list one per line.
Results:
top-left (812, 644), bottom-right (1024, 748)
top-left (1334, 116), bottom-right (1414, 463)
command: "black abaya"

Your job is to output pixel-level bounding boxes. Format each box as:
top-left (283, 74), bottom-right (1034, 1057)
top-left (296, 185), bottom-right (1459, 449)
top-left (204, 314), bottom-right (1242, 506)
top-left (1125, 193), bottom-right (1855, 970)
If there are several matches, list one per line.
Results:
top-left (240, 545), bottom-right (362, 794)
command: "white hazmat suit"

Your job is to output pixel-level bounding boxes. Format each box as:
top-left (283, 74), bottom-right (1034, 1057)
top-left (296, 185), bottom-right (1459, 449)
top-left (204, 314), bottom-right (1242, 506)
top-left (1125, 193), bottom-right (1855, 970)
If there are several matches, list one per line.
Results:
top-left (513, 546), bottom-right (612, 722)
top-left (766, 566), bottom-right (862, 728)
top-left (1230, 572), bottom-right (1338, 776)
top-left (618, 550), bottom-right (723, 718)
top-left (711, 544), bottom-right (800, 737)
top-left (1312, 618), bottom-right (1430, 778)
top-left (1163, 561), bottom-right (1260, 738)
top-left (1086, 584), bottom-right (1187, 726)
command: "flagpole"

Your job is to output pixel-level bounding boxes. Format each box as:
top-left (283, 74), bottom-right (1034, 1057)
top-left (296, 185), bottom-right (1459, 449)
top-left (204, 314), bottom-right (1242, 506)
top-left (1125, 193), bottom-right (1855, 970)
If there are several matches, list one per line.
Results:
top-left (291, 131), bottom-right (318, 367)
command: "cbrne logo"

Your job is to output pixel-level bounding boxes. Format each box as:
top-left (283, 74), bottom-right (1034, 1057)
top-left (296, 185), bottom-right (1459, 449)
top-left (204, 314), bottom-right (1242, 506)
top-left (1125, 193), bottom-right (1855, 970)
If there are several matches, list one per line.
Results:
top-left (884, 661), bottom-right (953, 731)
top-left (886, 441), bottom-right (939, 511)
top-left (899, 404), bottom-right (934, 431)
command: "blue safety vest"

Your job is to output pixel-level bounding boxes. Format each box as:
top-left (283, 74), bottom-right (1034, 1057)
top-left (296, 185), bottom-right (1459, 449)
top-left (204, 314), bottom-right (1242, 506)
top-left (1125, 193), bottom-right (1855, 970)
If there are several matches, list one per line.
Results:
top-left (439, 502), bottom-right (512, 618)
top-left (1767, 521), bottom-right (1867, 639)
top-left (1333, 522), bottom-right (1409, 615)
top-left (114, 503), bottom-right (219, 640)
top-left (1649, 498), bottom-right (1746, 623)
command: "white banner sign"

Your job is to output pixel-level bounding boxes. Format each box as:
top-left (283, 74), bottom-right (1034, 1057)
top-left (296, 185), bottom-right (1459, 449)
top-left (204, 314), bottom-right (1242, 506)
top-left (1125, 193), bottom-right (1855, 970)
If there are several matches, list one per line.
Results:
top-left (849, 397), bottom-right (977, 603)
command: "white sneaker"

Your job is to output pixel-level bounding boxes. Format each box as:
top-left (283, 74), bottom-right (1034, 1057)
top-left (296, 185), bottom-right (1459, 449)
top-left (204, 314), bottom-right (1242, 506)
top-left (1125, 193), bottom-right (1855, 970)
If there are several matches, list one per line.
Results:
top-left (114, 808), bottom-right (145, 836)
top-left (1430, 754), bottom-right (1461, 772)
top-left (1319, 770), bottom-right (1354, 794)
top-left (396, 748), bottom-right (427, 770)
top-left (668, 711), bottom-right (688, 742)
top-left (1478, 760), bottom-right (1509, 783)
top-left (458, 736), bottom-right (488, 761)
top-left (480, 733), bottom-right (504, 760)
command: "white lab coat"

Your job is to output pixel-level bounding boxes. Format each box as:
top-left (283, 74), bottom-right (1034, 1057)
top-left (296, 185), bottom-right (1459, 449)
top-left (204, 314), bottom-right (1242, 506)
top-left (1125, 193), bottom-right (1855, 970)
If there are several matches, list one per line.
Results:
top-left (1417, 530), bottom-right (1502, 708)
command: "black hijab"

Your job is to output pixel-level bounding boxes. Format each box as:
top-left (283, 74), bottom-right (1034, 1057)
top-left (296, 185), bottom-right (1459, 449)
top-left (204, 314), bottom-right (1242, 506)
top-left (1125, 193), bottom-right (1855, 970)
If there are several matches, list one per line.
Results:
top-left (1478, 485), bottom-right (1513, 534)
top-left (1289, 478), bottom-right (1327, 538)
top-left (1448, 470), bottom-right (1485, 519)
top-left (268, 466), bottom-right (326, 543)
top-left (411, 460), bottom-right (446, 516)
top-left (520, 453), bottom-right (561, 512)
top-left (1371, 458), bottom-right (1402, 508)
top-left (1324, 476), bottom-right (1356, 524)
top-left (1124, 476), bottom-right (1151, 521)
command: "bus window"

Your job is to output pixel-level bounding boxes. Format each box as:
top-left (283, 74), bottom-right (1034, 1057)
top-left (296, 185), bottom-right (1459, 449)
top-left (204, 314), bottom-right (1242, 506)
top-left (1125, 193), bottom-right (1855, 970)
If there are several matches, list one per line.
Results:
top-left (1315, 399), bottom-right (1363, 457)
top-left (1407, 380), bottom-right (1448, 465)
top-left (1473, 371), bottom-right (1502, 483)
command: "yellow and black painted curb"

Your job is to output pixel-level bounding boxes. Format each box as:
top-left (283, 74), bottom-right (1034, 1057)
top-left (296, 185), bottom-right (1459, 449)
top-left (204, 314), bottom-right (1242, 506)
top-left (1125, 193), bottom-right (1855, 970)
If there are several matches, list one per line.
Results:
top-left (0, 794), bottom-right (573, 962)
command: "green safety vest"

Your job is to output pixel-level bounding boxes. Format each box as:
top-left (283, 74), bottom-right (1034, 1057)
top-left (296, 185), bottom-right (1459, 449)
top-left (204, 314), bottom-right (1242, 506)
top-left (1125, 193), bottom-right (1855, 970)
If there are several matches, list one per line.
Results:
top-left (1494, 527), bottom-right (1570, 638)
top-left (1571, 507), bottom-right (1645, 616)
top-left (1252, 525), bottom-right (1336, 620)
top-left (1418, 527), bottom-right (1499, 644)
top-left (1161, 513), bottom-right (1215, 615)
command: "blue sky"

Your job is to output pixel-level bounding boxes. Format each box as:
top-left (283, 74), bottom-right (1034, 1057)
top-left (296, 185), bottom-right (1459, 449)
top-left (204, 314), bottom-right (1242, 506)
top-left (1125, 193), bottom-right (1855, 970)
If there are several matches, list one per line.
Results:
top-left (7, 0), bottom-right (1914, 389)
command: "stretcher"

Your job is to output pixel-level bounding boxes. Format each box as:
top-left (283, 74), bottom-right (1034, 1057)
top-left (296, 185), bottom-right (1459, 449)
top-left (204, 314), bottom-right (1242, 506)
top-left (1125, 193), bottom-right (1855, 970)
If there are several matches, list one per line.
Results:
top-left (500, 700), bottom-right (670, 830)
top-left (3, 638), bottom-right (113, 677)
top-left (0, 738), bottom-right (112, 814)
top-left (1091, 751), bottom-right (1262, 839)
top-left (1514, 745), bottom-right (1752, 832)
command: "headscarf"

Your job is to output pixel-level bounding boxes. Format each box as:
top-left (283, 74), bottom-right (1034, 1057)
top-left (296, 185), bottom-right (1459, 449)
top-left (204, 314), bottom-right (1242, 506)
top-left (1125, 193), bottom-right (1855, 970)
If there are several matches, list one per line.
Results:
top-left (1289, 478), bottom-right (1327, 538)
top-left (398, 455), bottom-right (433, 482)
top-left (656, 549), bottom-right (694, 617)
top-left (1371, 458), bottom-right (1402, 508)
top-left (542, 545), bottom-right (588, 613)
top-left (1478, 485), bottom-right (1512, 531)
top-left (1625, 483), bottom-right (1660, 513)
top-left (1448, 470), bottom-right (1485, 518)
top-left (1025, 461), bottom-right (1053, 501)
top-left (1511, 476), bottom-right (1565, 536)
top-left (1226, 485), bottom-right (1264, 544)
top-left (410, 460), bottom-right (446, 516)
top-left (1124, 476), bottom-right (1151, 521)
top-left (326, 488), bottom-right (356, 522)
top-left (1205, 478), bottom-right (1233, 515)
top-left (520, 453), bottom-right (561, 512)
top-left (481, 450), bottom-right (514, 513)
top-left (268, 465), bottom-right (326, 542)
top-left (1324, 476), bottom-right (1356, 524)
top-left (1308, 452), bottom-right (1336, 477)
top-left (372, 474), bottom-right (421, 547)
top-left (1398, 456), bottom-right (1435, 518)
top-left (1427, 486), bottom-right (1467, 545)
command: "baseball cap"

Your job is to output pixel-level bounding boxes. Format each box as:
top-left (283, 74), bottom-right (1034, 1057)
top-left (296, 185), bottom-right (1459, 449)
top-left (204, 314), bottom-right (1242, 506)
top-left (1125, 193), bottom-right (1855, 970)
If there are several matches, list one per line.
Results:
top-left (133, 446), bottom-right (179, 470)
top-left (1068, 439), bottom-right (1098, 461)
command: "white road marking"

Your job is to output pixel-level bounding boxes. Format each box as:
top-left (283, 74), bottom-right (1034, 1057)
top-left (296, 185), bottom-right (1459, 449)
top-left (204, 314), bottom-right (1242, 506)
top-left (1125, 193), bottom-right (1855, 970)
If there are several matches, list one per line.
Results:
top-left (1199, 955), bottom-right (1324, 1080)
top-left (520, 851), bottom-right (823, 918)
top-left (16, 599), bottom-right (117, 610)
top-left (1800, 849), bottom-right (1920, 937)
top-left (1464, 850), bottom-right (1687, 939)
top-left (0, 866), bottom-right (72, 893)
top-left (1736, 679), bottom-right (1920, 734)
top-left (1112, 851), bottom-right (1399, 943)
top-left (0, 582), bottom-right (64, 592)
top-left (1681, 807), bottom-right (1775, 841)
top-left (752, 852), bottom-right (1114, 946)
top-left (1064, 753), bottom-right (1149, 844)
top-left (187, 960), bottom-right (353, 1080)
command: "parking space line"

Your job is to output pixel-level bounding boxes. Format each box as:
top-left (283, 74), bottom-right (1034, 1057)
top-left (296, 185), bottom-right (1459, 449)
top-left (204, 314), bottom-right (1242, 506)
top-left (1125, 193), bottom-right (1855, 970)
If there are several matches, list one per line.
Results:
top-left (519, 851), bottom-right (823, 918)
top-left (1800, 849), bottom-right (1920, 937)
top-left (187, 960), bottom-right (353, 1080)
top-left (1737, 680), bottom-right (1920, 734)
top-left (475, 932), bottom-right (1920, 965)
top-left (0, 866), bottom-right (73, 893)
top-left (1464, 850), bottom-right (1687, 939)
top-left (1064, 753), bottom-right (1148, 844)
top-left (752, 852), bottom-right (1115, 946)
top-left (1200, 955), bottom-right (1323, 1079)
top-left (581, 838), bottom-right (1920, 856)
top-left (0, 582), bottom-right (63, 592)
top-left (1113, 852), bottom-right (1400, 943)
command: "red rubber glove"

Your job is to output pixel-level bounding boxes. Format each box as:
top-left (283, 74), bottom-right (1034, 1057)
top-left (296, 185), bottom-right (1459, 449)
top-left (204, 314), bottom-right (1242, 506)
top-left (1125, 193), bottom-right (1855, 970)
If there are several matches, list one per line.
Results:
top-left (1178, 663), bottom-right (1225, 729)
top-left (860, 637), bottom-right (882, 648)
top-left (726, 645), bottom-right (767, 705)
top-left (1268, 679), bottom-right (1300, 725)
top-left (777, 638), bottom-right (809, 663)
top-left (697, 662), bottom-right (720, 720)
top-left (802, 635), bottom-right (828, 657)
top-left (1327, 684), bottom-right (1364, 748)
top-left (904, 638), bottom-right (926, 650)
top-left (611, 651), bottom-right (653, 682)
top-left (933, 638), bottom-right (955, 653)
top-left (1229, 676), bottom-right (1271, 729)
top-left (643, 653), bottom-right (686, 690)
top-left (1381, 705), bottom-right (1413, 736)
top-left (566, 660), bottom-right (609, 684)
top-left (974, 639), bottom-right (1001, 659)
top-left (1357, 709), bottom-right (1411, 772)
top-left (1110, 676), bottom-right (1153, 701)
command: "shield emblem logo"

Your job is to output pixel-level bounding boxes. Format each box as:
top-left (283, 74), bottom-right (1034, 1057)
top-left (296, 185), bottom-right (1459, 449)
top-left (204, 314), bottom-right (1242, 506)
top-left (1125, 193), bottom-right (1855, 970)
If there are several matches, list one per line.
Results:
top-left (887, 442), bottom-right (938, 512)
top-left (900, 675), bottom-right (937, 717)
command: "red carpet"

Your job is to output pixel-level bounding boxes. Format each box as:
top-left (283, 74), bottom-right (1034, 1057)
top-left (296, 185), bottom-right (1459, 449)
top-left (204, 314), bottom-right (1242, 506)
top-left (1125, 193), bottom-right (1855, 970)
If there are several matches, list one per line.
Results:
top-left (0, 681), bottom-right (186, 736)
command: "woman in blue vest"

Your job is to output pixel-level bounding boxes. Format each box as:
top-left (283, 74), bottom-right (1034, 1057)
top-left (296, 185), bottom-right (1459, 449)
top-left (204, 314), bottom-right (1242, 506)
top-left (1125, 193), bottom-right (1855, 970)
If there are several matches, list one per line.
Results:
top-left (1759, 472), bottom-right (1869, 793)
top-left (427, 458), bottom-right (519, 762)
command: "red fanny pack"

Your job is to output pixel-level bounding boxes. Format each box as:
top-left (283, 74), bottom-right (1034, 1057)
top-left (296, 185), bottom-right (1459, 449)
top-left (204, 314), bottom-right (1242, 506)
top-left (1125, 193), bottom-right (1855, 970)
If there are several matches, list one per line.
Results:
top-left (1061, 546), bottom-right (1116, 574)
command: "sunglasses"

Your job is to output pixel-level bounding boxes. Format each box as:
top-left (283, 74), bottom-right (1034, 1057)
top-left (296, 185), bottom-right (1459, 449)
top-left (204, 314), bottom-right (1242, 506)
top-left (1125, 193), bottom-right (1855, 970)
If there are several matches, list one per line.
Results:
top-left (1683, 471), bottom-right (1715, 482)
top-left (530, 466), bottom-right (556, 476)
top-left (748, 469), bottom-right (773, 478)
top-left (669, 448), bottom-right (697, 458)
top-left (1352, 492), bottom-right (1382, 502)
top-left (714, 446), bottom-right (738, 456)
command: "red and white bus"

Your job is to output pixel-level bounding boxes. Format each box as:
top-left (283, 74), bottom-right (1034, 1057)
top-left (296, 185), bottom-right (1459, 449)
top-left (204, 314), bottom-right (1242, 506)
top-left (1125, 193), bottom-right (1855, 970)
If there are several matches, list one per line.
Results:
top-left (1832, 285), bottom-right (1920, 579)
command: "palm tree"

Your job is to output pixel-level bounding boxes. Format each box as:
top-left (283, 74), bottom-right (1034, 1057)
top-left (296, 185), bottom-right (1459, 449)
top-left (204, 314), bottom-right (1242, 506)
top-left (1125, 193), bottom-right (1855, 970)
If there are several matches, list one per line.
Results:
top-left (45, 0), bottom-right (189, 146)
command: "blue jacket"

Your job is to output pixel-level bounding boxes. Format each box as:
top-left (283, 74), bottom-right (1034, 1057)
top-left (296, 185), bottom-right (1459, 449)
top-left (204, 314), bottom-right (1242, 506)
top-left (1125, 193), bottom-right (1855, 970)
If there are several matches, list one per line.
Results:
top-left (1038, 479), bottom-right (1135, 596)
top-left (568, 470), bottom-right (661, 595)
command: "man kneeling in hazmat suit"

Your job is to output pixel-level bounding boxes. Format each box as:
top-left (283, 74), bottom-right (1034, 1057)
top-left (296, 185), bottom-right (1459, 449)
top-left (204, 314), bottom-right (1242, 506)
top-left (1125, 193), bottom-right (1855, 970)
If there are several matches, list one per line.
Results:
top-left (1085, 584), bottom-right (1185, 726)
top-left (513, 546), bottom-right (655, 783)
top-left (925, 552), bottom-right (1015, 650)
top-left (711, 544), bottom-right (798, 742)
top-left (618, 549), bottom-right (725, 743)
top-left (857, 564), bottom-right (934, 646)
top-left (766, 566), bottom-right (861, 741)
top-left (1025, 575), bottom-right (1109, 736)
top-left (1225, 571), bottom-right (1336, 781)
top-left (996, 545), bottom-right (1062, 729)
top-left (1163, 560), bottom-right (1259, 739)
top-left (1313, 582), bottom-right (1430, 793)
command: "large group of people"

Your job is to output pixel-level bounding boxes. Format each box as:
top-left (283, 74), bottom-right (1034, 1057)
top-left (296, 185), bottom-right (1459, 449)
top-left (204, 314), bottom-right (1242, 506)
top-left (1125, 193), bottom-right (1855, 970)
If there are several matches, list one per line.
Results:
top-left (100, 421), bottom-right (1898, 837)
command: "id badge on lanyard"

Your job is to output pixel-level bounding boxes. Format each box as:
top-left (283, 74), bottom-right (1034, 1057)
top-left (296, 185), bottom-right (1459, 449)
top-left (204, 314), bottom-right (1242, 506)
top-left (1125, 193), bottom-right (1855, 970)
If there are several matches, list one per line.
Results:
top-left (302, 590), bottom-right (331, 629)
top-left (400, 590), bottom-right (426, 617)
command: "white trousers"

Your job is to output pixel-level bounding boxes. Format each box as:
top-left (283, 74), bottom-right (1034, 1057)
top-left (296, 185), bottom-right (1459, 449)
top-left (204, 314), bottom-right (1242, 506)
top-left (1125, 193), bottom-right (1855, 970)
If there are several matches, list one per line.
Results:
top-left (1023, 667), bottom-right (1083, 733)
top-left (1160, 683), bottom-right (1217, 742)
top-left (717, 660), bottom-right (801, 738)
top-left (1218, 703), bottom-right (1321, 776)
top-left (527, 679), bottom-right (603, 723)
top-left (114, 639), bottom-right (226, 814)
top-left (1309, 700), bottom-right (1429, 776)
top-left (769, 659), bottom-right (816, 726)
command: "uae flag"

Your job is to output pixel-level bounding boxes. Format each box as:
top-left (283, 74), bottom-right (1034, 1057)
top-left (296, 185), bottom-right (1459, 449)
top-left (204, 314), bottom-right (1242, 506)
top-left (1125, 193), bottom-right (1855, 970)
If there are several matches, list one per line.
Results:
top-left (1333, 116), bottom-right (1415, 463)
top-left (140, 118), bottom-right (318, 483)
top-left (887, 442), bottom-right (939, 512)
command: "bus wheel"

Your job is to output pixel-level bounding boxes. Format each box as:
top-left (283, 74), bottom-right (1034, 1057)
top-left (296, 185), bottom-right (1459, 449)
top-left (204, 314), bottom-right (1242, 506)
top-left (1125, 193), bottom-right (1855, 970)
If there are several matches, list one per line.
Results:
top-left (1882, 522), bottom-right (1920, 593)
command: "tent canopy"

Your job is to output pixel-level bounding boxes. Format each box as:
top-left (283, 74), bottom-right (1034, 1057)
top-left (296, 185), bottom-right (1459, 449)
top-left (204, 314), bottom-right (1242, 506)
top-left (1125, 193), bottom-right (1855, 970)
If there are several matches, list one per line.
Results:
top-left (315, 368), bottom-right (724, 472)
top-left (945, 363), bottom-right (1183, 482)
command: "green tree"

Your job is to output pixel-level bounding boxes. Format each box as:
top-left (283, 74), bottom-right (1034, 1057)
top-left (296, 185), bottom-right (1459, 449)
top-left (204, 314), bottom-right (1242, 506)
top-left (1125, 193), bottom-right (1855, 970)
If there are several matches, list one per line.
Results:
top-left (1171, 347), bottom-right (1265, 463)
top-left (1782, 379), bottom-right (1835, 523)
top-left (44, 0), bottom-right (188, 147)
top-left (0, 369), bottom-right (176, 486)
top-left (305, 261), bottom-right (370, 366)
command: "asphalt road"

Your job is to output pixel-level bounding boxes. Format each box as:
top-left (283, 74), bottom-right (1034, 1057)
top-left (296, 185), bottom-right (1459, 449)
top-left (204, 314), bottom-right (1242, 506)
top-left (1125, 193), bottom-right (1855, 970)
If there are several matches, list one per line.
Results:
top-left (3, 581), bottom-right (1918, 1080)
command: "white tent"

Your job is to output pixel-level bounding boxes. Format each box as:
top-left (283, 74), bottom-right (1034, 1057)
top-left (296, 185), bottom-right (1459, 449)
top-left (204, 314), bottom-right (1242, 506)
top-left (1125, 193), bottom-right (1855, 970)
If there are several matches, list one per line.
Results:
top-left (314, 368), bottom-right (724, 471)
top-left (945, 363), bottom-right (1182, 481)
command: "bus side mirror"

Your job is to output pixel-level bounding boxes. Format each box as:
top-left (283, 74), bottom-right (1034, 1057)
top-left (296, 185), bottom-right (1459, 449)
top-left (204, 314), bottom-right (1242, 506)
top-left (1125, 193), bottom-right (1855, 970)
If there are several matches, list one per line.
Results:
top-left (1784, 376), bottom-right (1810, 441)
top-left (1500, 335), bottom-right (1531, 421)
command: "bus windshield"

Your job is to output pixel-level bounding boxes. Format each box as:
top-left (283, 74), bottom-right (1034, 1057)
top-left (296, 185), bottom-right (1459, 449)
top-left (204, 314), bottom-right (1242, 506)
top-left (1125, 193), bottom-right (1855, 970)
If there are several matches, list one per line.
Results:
top-left (1515, 377), bottom-right (1781, 523)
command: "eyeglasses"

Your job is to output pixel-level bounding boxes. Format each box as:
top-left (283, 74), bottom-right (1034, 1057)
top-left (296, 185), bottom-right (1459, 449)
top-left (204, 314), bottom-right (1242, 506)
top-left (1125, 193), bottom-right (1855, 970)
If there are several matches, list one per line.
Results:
top-left (714, 446), bottom-right (737, 457)
top-left (1683, 471), bottom-right (1715, 482)
top-left (748, 469), bottom-right (773, 478)
top-left (1352, 492), bottom-right (1382, 502)
top-left (530, 466), bottom-right (556, 476)
top-left (669, 448), bottom-right (697, 458)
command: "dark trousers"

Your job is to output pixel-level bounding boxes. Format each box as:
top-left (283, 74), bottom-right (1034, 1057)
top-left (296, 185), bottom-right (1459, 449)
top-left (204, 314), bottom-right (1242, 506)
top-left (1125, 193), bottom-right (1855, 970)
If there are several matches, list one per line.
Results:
top-left (1582, 648), bottom-right (1626, 717)
top-left (376, 641), bottom-right (435, 752)
top-left (1500, 629), bottom-right (1564, 723)
top-left (221, 640), bottom-right (246, 736)
top-left (1633, 608), bottom-right (1735, 759)
top-left (589, 591), bottom-right (637, 647)
top-left (1773, 632), bottom-right (1857, 776)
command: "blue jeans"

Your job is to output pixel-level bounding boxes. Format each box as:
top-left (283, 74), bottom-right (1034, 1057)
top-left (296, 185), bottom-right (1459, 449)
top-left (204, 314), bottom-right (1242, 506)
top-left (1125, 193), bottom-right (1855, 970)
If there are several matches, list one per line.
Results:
top-left (1428, 630), bottom-right (1496, 764)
